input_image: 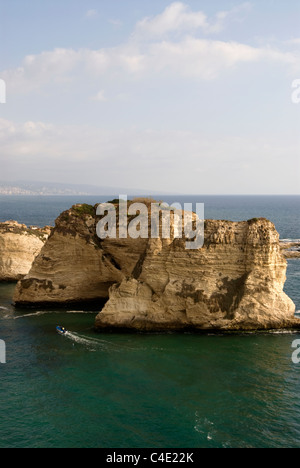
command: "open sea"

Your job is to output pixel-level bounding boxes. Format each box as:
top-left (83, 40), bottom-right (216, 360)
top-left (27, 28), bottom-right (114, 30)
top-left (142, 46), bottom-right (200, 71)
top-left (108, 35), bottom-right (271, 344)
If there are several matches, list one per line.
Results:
top-left (0, 195), bottom-right (299, 448)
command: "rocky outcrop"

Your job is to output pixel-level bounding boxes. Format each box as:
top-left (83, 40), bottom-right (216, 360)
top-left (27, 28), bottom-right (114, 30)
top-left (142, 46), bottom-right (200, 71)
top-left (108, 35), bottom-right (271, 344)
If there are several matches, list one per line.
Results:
top-left (0, 221), bottom-right (50, 281)
top-left (280, 240), bottom-right (300, 259)
top-left (95, 219), bottom-right (298, 331)
top-left (13, 203), bottom-right (299, 331)
top-left (13, 204), bottom-right (148, 306)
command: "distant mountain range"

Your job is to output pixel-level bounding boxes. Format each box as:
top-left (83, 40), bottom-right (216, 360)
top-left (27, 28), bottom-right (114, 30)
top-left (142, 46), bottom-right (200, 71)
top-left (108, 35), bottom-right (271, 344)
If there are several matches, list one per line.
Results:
top-left (0, 181), bottom-right (163, 196)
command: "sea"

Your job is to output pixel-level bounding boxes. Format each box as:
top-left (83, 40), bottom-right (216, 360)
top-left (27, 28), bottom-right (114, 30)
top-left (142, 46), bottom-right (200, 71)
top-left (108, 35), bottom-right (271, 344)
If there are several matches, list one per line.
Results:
top-left (0, 195), bottom-right (299, 448)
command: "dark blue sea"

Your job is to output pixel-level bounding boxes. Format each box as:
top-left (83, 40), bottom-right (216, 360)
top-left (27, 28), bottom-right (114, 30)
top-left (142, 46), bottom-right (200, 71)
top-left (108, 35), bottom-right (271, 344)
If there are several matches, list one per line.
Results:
top-left (0, 195), bottom-right (299, 448)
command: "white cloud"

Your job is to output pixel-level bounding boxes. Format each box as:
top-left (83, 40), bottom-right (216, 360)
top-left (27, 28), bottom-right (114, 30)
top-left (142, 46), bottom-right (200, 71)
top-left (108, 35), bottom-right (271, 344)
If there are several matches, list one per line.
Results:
top-left (85, 9), bottom-right (98, 19)
top-left (1, 2), bottom-right (299, 97)
top-left (2, 48), bottom-right (80, 94)
top-left (284, 38), bottom-right (300, 46)
top-left (2, 35), bottom-right (298, 97)
top-left (145, 38), bottom-right (272, 79)
top-left (92, 90), bottom-right (107, 102)
top-left (133, 1), bottom-right (252, 38)
top-left (109, 18), bottom-right (123, 28)
top-left (1, 3), bottom-right (299, 195)
top-left (0, 118), bottom-right (298, 194)
top-left (0, 119), bottom-right (57, 158)
top-left (134, 2), bottom-right (209, 37)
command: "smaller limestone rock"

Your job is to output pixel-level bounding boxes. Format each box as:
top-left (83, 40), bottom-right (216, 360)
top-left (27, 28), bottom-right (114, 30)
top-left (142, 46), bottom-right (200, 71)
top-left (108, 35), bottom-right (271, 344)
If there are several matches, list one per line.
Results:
top-left (0, 221), bottom-right (49, 281)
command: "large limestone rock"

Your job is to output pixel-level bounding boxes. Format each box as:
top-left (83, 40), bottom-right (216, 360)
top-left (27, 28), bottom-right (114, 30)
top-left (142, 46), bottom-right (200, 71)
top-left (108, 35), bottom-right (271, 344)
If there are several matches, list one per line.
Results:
top-left (13, 204), bottom-right (148, 306)
top-left (14, 203), bottom-right (298, 331)
top-left (0, 221), bottom-right (49, 281)
top-left (95, 219), bottom-right (298, 331)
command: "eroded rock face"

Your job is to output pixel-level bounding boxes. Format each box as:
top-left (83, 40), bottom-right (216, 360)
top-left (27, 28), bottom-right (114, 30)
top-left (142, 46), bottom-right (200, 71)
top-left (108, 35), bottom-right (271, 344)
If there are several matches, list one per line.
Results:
top-left (13, 204), bottom-right (298, 331)
top-left (0, 221), bottom-right (49, 281)
top-left (13, 204), bottom-right (148, 306)
top-left (95, 219), bottom-right (298, 331)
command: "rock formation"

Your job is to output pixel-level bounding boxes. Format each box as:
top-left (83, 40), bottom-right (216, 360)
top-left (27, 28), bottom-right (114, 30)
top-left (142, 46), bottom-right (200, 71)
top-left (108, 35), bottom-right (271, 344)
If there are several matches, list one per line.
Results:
top-left (0, 221), bottom-right (50, 281)
top-left (96, 219), bottom-right (298, 331)
top-left (13, 202), bottom-right (299, 331)
top-left (280, 240), bottom-right (300, 259)
top-left (13, 203), bottom-right (148, 306)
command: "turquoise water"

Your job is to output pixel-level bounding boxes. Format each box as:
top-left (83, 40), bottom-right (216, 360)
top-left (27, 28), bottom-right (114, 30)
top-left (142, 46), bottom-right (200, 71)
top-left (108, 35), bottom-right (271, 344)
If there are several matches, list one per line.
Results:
top-left (1, 298), bottom-right (300, 448)
top-left (0, 195), bottom-right (299, 448)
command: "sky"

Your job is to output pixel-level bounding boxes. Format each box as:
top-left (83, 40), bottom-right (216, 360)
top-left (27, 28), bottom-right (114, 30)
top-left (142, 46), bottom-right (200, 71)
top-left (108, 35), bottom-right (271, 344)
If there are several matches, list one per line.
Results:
top-left (0, 0), bottom-right (299, 194)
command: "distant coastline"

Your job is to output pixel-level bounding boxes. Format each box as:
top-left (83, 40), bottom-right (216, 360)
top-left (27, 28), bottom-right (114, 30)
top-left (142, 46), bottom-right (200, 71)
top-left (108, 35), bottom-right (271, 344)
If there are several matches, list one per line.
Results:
top-left (0, 187), bottom-right (90, 196)
top-left (0, 181), bottom-right (166, 197)
top-left (1, 181), bottom-right (299, 197)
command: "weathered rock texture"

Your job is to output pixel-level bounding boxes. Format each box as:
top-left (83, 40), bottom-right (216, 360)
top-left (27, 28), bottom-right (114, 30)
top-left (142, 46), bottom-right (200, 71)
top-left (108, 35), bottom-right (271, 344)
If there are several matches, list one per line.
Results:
top-left (0, 221), bottom-right (49, 281)
top-left (96, 219), bottom-right (298, 331)
top-left (14, 203), bottom-right (299, 331)
top-left (13, 204), bottom-right (148, 306)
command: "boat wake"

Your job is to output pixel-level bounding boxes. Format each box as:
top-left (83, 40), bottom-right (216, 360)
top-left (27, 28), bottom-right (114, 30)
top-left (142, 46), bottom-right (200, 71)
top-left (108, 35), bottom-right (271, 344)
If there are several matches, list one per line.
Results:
top-left (13, 310), bottom-right (53, 320)
top-left (13, 310), bottom-right (96, 320)
top-left (64, 331), bottom-right (100, 350)
top-left (64, 331), bottom-right (128, 352)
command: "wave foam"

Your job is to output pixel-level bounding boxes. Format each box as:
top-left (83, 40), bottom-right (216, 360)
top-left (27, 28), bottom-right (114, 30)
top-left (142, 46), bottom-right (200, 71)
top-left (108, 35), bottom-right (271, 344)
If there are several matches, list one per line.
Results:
top-left (63, 331), bottom-right (137, 353)
top-left (65, 332), bottom-right (98, 348)
top-left (14, 310), bottom-right (53, 320)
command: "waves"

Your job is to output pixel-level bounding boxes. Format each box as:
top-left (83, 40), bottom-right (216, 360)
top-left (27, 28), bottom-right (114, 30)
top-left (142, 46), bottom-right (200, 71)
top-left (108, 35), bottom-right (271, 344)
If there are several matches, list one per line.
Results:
top-left (64, 331), bottom-right (100, 350)
top-left (12, 310), bottom-right (96, 320)
top-left (281, 239), bottom-right (300, 243)
top-left (63, 330), bottom-right (135, 353)
top-left (194, 415), bottom-right (215, 441)
top-left (0, 307), bottom-right (137, 353)
top-left (14, 310), bottom-right (53, 320)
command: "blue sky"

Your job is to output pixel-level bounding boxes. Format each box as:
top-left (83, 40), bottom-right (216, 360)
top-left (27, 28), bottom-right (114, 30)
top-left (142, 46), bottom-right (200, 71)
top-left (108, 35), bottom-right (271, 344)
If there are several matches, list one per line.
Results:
top-left (0, 0), bottom-right (299, 194)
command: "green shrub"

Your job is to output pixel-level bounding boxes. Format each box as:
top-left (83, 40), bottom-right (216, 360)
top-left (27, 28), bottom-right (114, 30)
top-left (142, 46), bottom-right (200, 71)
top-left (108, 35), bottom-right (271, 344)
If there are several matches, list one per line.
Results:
top-left (73, 204), bottom-right (95, 217)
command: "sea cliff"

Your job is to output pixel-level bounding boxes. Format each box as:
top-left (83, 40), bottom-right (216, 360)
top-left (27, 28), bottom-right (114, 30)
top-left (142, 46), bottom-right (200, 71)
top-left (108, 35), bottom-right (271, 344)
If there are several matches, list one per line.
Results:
top-left (0, 221), bottom-right (50, 281)
top-left (13, 203), bottom-right (299, 331)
